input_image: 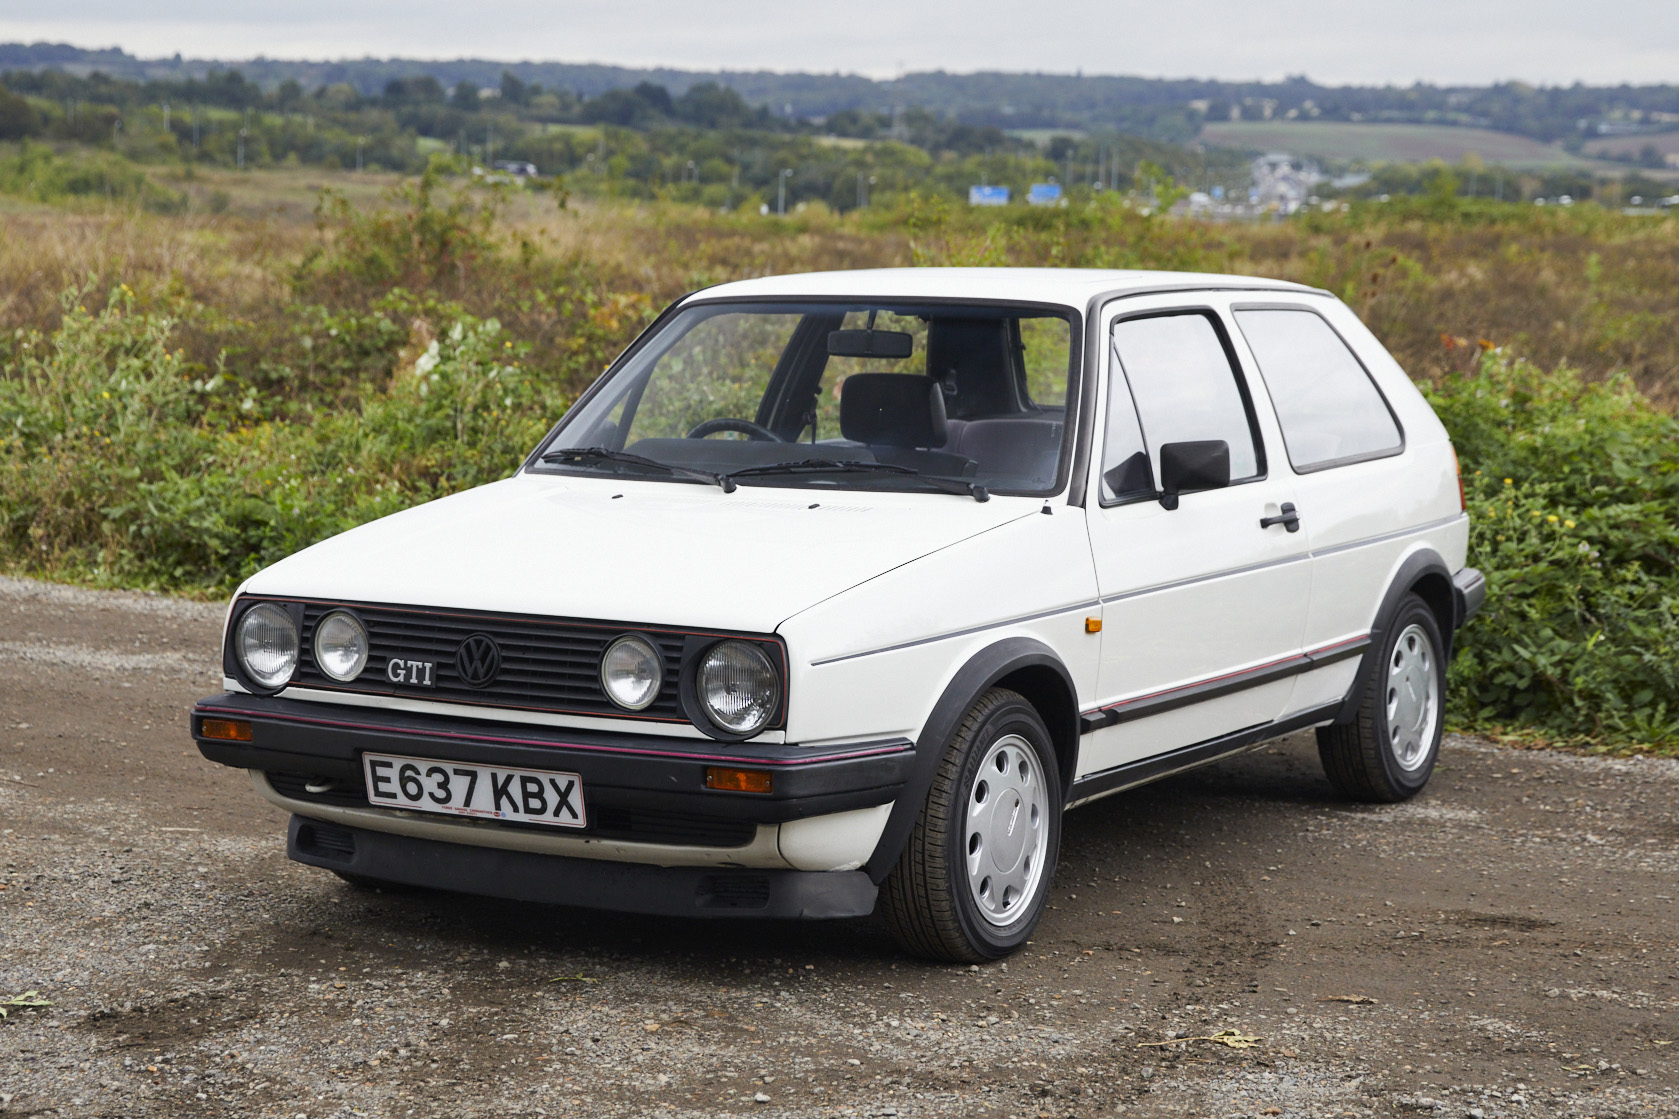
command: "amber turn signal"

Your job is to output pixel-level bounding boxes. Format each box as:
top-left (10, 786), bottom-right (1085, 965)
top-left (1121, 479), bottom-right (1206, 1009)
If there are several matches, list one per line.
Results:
top-left (200, 718), bottom-right (252, 742)
top-left (1085, 617), bottom-right (1103, 634)
top-left (704, 766), bottom-right (772, 794)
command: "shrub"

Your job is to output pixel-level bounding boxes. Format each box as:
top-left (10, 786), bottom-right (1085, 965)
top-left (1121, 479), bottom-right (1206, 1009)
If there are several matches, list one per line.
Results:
top-left (1429, 353), bottom-right (1679, 747)
top-left (0, 284), bottom-right (569, 590)
top-left (0, 143), bottom-right (185, 212)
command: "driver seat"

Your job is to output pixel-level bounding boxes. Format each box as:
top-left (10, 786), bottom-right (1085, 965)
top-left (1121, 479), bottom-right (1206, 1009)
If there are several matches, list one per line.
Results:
top-left (839, 374), bottom-right (971, 476)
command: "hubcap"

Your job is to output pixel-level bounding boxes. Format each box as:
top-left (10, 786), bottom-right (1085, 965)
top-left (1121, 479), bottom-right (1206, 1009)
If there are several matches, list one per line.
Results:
top-left (1386, 623), bottom-right (1439, 772)
top-left (964, 734), bottom-right (1049, 927)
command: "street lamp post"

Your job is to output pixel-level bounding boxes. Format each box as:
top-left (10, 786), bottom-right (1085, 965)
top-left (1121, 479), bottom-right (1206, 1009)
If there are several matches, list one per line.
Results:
top-left (237, 128), bottom-right (246, 169)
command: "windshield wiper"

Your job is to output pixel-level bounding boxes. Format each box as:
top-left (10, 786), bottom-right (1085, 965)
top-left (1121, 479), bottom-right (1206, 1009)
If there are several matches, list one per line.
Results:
top-left (720, 459), bottom-right (989, 502)
top-left (538, 446), bottom-right (726, 489)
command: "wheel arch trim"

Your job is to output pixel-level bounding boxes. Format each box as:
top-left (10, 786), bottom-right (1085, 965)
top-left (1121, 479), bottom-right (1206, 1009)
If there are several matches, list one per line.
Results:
top-left (862, 637), bottom-right (1078, 883)
top-left (1333, 545), bottom-right (1455, 725)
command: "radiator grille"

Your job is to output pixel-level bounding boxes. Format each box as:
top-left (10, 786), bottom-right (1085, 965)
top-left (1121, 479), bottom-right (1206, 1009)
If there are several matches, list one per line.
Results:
top-left (290, 602), bottom-right (688, 722)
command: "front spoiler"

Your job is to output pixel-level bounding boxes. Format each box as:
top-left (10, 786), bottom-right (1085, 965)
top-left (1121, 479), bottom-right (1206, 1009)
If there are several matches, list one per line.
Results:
top-left (288, 815), bottom-right (878, 919)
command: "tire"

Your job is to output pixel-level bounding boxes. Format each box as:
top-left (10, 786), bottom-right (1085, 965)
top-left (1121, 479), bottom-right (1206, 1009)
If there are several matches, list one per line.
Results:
top-left (1318, 593), bottom-right (1446, 802)
top-left (882, 688), bottom-right (1062, 963)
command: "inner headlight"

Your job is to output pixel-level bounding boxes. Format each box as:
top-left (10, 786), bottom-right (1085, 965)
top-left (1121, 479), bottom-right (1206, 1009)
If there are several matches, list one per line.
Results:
top-left (312, 610), bottom-right (368, 683)
top-left (600, 634), bottom-right (663, 711)
top-left (236, 603), bottom-right (299, 690)
top-left (698, 641), bottom-right (777, 735)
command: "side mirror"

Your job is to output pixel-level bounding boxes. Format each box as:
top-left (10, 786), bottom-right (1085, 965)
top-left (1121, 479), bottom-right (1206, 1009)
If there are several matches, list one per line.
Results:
top-left (1157, 440), bottom-right (1230, 510)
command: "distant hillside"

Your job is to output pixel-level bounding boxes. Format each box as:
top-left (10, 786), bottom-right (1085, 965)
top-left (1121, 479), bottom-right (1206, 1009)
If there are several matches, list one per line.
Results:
top-left (5, 42), bottom-right (1679, 147)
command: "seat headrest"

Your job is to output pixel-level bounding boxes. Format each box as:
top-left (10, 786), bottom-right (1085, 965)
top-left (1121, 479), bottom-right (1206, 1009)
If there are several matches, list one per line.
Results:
top-left (840, 374), bottom-right (948, 449)
top-left (925, 318), bottom-right (1012, 418)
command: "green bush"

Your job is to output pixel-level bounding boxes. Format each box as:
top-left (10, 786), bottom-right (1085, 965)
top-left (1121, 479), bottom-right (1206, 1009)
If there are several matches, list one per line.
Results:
top-left (0, 142), bottom-right (185, 212)
top-left (0, 285), bottom-right (568, 590)
top-left (1429, 353), bottom-right (1679, 747)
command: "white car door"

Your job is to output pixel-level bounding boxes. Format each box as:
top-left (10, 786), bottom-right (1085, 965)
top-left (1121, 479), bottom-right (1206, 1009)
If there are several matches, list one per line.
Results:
top-left (1077, 298), bottom-right (1313, 783)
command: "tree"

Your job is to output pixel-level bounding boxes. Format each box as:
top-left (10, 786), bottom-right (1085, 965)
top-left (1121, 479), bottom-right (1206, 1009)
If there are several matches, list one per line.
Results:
top-left (676, 82), bottom-right (749, 129)
top-left (450, 81), bottom-right (480, 112)
top-left (0, 83), bottom-right (38, 141)
top-left (632, 82), bottom-right (673, 117)
top-left (500, 71), bottom-right (529, 106)
top-left (384, 76), bottom-right (444, 104)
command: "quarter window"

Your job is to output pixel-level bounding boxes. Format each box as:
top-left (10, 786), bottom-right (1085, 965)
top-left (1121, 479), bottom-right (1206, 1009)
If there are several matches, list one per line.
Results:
top-left (1101, 312), bottom-right (1261, 503)
top-left (1234, 309), bottom-right (1402, 471)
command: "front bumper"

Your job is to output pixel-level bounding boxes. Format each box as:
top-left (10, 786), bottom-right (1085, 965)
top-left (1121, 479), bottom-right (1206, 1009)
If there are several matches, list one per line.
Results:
top-left (288, 816), bottom-right (877, 918)
top-left (193, 692), bottom-right (913, 829)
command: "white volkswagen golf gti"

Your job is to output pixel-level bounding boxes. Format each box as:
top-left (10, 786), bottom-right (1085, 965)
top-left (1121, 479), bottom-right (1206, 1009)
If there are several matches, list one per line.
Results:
top-left (193, 268), bottom-right (1484, 961)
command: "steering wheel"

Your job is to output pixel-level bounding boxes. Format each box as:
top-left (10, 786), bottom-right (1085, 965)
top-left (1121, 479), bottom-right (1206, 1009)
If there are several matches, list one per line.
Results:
top-left (685, 418), bottom-right (785, 442)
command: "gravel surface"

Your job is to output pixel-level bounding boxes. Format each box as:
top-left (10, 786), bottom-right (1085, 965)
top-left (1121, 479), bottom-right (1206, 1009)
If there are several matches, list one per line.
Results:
top-left (3, 574), bottom-right (1678, 1118)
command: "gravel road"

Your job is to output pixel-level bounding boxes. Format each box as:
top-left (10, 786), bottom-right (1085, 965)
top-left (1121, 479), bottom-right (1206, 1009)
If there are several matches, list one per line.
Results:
top-left (3, 574), bottom-right (1677, 1119)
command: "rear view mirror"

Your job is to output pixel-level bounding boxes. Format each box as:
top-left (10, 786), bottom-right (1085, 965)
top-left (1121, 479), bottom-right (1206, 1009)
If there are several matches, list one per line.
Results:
top-left (828, 329), bottom-right (914, 359)
top-left (1157, 440), bottom-right (1230, 509)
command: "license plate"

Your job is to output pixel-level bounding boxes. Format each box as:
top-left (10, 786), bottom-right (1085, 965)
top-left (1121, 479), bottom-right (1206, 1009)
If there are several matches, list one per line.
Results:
top-left (362, 752), bottom-right (586, 828)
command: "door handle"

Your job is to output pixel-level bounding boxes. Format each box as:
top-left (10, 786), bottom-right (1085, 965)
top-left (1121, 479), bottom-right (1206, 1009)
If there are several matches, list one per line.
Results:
top-left (1260, 502), bottom-right (1301, 533)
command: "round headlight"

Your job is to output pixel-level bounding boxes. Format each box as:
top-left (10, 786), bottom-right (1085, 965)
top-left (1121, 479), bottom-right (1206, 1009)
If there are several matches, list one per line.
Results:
top-left (600, 634), bottom-right (663, 711)
top-left (236, 603), bottom-right (299, 690)
top-left (312, 610), bottom-right (369, 683)
top-left (698, 641), bottom-right (777, 736)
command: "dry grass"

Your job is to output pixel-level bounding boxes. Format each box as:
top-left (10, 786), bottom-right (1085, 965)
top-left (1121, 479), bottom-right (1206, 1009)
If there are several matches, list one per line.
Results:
top-left (1, 179), bottom-right (1676, 408)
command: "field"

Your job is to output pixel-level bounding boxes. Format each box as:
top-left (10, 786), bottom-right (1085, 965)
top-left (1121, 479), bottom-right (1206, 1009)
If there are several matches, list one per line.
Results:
top-left (1198, 120), bottom-right (1618, 171)
top-left (0, 164), bottom-right (1676, 749)
top-left (1583, 130), bottom-right (1679, 161)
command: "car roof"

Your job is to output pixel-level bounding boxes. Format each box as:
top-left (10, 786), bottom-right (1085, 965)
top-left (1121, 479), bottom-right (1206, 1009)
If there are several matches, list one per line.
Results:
top-left (686, 267), bottom-right (1324, 308)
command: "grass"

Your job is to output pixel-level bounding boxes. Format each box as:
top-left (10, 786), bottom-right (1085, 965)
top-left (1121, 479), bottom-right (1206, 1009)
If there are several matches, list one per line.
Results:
top-left (1198, 121), bottom-right (1617, 171)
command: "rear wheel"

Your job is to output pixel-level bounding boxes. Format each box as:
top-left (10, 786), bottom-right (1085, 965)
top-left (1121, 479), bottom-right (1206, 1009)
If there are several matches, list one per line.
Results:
top-left (1318, 593), bottom-right (1445, 802)
top-left (882, 688), bottom-right (1062, 962)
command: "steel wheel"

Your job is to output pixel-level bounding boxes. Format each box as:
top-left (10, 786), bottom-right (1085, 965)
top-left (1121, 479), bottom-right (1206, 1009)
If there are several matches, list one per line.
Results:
top-left (964, 733), bottom-right (1049, 927)
top-left (882, 688), bottom-right (1062, 961)
top-left (1386, 622), bottom-right (1438, 772)
top-left (1318, 593), bottom-right (1445, 803)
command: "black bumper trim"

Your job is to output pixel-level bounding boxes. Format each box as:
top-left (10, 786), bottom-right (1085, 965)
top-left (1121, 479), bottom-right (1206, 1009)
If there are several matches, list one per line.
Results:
top-left (193, 694), bottom-right (912, 825)
top-left (287, 815), bottom-right (878, 919)
top-left (1453, 566), bottom-right (1486, 628)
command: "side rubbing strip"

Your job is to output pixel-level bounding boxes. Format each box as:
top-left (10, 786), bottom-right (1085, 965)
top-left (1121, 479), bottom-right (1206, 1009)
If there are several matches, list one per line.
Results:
top-left (1078, 635), bottom-right (1370, 734)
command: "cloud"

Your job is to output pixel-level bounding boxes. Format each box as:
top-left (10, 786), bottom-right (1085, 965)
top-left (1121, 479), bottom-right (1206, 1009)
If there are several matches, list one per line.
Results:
top-left (1, 0), bottom-right (1676, 84)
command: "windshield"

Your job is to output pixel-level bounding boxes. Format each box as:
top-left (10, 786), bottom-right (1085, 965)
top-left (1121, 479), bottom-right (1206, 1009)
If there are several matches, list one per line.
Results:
top-left (534, 300), bottom-right (1077, 496)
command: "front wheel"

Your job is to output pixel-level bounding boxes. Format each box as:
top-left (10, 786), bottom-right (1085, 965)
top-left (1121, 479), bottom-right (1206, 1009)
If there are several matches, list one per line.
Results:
top-left (1317, 593), bottom-right (1445, 802)
top-left (882, 688), bottom-right (1062, 962)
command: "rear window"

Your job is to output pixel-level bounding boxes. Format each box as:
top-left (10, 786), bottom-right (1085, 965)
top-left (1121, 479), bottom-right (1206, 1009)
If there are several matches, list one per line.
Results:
top-left (1234, 309), bottom-right (1402, 472)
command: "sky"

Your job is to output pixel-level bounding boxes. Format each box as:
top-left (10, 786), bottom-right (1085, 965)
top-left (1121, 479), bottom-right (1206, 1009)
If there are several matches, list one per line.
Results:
top-left (1, 0), bottom-right (1676, 86)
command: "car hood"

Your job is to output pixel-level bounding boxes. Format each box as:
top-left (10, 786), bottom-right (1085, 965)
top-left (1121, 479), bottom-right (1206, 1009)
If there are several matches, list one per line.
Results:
top-left (241, 473), bottom-right (1036, 632)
